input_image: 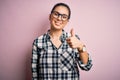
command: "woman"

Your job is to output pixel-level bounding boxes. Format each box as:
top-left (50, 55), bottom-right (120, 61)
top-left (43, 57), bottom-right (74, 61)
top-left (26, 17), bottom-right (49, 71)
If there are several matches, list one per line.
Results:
top-left (32, 3), bottom-right (92, 80)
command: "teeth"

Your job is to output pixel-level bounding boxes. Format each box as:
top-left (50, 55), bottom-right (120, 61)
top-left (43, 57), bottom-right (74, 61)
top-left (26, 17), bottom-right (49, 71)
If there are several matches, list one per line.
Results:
top-left (55, 21), bottom-right (61, 25)
top-left (56, 23), bottom-right (60, 25)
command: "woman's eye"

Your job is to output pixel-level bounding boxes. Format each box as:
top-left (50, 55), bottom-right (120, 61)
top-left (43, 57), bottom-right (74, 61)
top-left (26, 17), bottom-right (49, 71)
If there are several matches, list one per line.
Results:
top-left (62, 15), bottom-right (68, 19)
top-left (54, 12), bottom-right (58, 16)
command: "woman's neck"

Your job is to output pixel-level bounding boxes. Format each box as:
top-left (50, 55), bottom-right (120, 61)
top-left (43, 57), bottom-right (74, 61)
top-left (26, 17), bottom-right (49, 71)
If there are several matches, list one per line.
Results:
top-left (49, 29), bottom-right (62, 39)
top-left (49, 29), bottom-right (63, 48)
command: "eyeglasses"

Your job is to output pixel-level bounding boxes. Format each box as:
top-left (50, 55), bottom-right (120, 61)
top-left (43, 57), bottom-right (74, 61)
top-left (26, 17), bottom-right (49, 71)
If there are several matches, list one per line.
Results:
top-left (51, 11), bottom-right (69, 21)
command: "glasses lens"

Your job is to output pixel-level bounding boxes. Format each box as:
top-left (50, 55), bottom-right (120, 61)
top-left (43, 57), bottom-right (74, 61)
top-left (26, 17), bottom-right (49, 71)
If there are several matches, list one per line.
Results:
top-left (61, 14), bottom-right (68, 20)
top-left (52, 11), bottom-right (59, 18)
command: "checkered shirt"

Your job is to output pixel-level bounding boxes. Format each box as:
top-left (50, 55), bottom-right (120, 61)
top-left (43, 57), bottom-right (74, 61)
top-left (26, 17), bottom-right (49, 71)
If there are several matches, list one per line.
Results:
top-left (32, 30), bottom-right (92, 80)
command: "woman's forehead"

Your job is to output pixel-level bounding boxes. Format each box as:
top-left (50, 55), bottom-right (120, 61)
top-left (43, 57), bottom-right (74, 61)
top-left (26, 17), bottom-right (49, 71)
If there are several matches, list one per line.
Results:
top-left (54, 6), bottom-right (69, 15)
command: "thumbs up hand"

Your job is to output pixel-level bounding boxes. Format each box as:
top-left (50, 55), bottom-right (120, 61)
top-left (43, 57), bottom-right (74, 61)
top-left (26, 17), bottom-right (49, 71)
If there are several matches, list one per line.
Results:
top-left (66, 28), bottom-right (84, 50)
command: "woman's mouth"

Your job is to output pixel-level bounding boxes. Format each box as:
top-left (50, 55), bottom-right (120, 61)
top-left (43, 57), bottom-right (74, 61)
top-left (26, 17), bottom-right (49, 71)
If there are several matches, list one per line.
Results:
top-left (55, 21), bottom-right (62, 26)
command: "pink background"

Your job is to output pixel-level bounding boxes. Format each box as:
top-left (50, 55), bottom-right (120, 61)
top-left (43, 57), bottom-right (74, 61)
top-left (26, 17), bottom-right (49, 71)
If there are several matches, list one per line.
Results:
top-left (0, 0), bottom-right (120, 80)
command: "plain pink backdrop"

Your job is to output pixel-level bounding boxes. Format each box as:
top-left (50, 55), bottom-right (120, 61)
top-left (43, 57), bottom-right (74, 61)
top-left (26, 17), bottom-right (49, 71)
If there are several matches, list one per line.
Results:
top-left (0, 0), bottom-right (120, 80)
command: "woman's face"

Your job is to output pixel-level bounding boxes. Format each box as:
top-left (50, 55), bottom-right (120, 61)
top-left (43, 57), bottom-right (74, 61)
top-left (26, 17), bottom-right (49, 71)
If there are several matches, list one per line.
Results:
top-left (49, 6), bottom-right (69, 31)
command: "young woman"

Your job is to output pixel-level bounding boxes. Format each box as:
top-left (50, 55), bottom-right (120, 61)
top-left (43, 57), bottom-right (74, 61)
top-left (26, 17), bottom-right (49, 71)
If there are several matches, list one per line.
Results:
top-left (32, 3), bottom-right (92, 80)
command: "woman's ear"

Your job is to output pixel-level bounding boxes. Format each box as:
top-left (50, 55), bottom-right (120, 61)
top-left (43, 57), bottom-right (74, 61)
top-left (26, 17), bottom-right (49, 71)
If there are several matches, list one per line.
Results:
top-left (49, 14), bottom-right (51, 21)
top-left (67, 19), bottom-right (69, 22)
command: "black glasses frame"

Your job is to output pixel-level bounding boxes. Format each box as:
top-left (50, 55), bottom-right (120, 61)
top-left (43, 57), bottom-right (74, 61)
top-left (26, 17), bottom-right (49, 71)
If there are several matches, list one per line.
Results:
top-left (51, 11), bottom-right (69, 21)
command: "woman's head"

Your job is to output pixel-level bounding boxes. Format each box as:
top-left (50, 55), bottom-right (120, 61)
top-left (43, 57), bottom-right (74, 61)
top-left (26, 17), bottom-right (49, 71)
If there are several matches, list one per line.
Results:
top-left (51, 3), bottom-right (71, 20)
top-left (49, 3), bottom-right (71, 30)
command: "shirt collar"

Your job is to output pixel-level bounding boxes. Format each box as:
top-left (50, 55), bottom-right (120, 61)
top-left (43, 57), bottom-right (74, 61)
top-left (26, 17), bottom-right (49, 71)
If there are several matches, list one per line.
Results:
top-left (46, 29), bottom-right (68, 42)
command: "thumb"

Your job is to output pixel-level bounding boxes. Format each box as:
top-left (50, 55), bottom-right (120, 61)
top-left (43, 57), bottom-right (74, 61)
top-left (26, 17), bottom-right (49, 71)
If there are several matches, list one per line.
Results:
top-left (70, 28), bottom-right (75, 37)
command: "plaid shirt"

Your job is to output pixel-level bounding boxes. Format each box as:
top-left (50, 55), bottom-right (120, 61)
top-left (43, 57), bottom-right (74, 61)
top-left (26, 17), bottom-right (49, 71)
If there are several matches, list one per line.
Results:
top-left (32, 30), bottom-right (92, 80)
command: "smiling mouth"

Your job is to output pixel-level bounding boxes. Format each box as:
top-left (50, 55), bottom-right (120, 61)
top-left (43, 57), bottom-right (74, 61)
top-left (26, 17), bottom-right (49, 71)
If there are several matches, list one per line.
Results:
top-left (55, 21), bottom-right (62, 26)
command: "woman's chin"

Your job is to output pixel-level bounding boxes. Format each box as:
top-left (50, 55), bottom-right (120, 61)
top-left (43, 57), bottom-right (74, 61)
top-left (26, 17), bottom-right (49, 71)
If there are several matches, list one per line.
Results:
top-left (54, 25), bottom-right (63, 30)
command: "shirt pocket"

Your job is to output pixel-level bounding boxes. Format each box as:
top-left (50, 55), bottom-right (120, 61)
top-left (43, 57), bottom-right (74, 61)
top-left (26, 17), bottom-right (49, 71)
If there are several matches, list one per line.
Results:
top-left (59, 49), bottom-right (74, 71)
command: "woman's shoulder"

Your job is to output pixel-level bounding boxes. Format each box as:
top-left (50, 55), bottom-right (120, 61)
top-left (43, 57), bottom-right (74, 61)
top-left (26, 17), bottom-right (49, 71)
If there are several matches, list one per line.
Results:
top-left (34, 33), bottom-right (48, 42)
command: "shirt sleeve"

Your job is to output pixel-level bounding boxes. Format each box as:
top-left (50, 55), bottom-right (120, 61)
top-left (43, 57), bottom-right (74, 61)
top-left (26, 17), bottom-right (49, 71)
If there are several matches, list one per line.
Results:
top-left (74, 35), bottom-right (93, 71)
top-left (76, 53), bottom-right (93, 71)
top-left (32, 40), bottom-right (39, 80)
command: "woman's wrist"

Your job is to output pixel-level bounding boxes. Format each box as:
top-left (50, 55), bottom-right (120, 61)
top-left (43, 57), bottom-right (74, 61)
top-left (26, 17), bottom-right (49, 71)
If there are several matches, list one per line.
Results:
top-left (77, 45), bottom-right (87, 53)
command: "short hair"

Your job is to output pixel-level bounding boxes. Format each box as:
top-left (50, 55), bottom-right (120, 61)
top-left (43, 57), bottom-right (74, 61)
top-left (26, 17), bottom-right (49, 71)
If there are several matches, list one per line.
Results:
top-left (51, 3), bottom-right (71, 19)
